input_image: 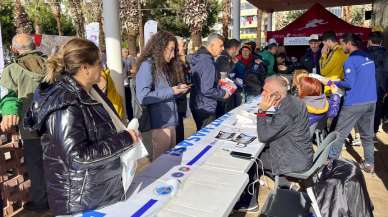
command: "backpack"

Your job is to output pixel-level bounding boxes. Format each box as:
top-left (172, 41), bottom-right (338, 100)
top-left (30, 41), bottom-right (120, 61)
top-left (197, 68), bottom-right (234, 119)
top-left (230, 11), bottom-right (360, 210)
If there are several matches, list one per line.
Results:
top-left (130, 79), bottom-right (153, 132)
top-left (243, 61), bottom-right (266, 95)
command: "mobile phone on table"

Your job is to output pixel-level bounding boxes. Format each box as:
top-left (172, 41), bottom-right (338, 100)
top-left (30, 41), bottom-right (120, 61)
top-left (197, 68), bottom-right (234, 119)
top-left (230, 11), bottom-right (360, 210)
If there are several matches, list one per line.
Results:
top-left (230, 151), bottom-right (252, 160)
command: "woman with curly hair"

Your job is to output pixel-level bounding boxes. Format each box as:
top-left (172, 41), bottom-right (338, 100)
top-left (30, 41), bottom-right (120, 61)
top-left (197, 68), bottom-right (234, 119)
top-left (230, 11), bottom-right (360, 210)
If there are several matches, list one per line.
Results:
top-left (136, 31), bottom-right (190, 160)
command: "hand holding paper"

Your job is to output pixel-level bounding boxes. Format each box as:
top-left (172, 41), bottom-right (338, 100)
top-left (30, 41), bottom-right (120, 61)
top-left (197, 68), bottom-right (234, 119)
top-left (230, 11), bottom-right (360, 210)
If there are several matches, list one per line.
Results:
top-left (219, 78), bottom-right (237, 95)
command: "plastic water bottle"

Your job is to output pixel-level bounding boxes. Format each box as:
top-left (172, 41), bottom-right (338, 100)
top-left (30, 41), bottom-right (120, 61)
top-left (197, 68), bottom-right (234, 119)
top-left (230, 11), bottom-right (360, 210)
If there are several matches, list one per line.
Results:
top-left (312, 67), bottom-right (317, 74)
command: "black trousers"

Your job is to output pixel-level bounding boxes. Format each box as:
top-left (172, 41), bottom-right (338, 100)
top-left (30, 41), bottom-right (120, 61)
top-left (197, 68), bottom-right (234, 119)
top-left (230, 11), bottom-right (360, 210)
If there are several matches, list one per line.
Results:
top-left (191, 110), bottom-right (216, 130)
top-left (374, 93), bottom-right (385, 133)
top-left (125, 85), bottom-right (134, 121)
top-left (23, 139), bottom-right (48, 205)
top-left (216, 95), bottom-right (236, 118)
top-left (176, 113), bottom-right (185, 144)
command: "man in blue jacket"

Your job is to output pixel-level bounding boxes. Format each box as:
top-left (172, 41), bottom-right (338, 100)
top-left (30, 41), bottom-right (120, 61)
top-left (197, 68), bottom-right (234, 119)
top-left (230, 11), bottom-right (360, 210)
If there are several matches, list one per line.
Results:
top-left (329, 33), bottom-right (377, 173)
top-left (190, 33), bottom-right (231, 129)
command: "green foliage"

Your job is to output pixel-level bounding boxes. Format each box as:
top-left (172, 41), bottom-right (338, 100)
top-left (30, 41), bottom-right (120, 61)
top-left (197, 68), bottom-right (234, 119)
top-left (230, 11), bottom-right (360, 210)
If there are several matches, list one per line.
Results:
top-left (25, 1), bottom-right (76, 36)
top-left (143, 0), bottom-right (220, 38)
top-left (0, 1), bottom-right (16, 46)
top-left (351, 6), bottom-right (368, 26)
top-left (275, 10), bottom-right (305, 30)
top-left (1, 0), bottom-right (75, 46)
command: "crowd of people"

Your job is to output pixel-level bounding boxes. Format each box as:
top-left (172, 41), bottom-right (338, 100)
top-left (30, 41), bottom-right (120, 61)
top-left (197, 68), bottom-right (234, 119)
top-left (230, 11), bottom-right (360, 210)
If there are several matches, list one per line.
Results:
top-left (0, 28), bottom-right (387, 216)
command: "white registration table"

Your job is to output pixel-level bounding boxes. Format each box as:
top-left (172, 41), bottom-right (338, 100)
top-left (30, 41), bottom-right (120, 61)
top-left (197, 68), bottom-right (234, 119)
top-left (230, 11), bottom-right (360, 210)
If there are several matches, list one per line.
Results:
top-left (76, 98), bottom-right (265, 217)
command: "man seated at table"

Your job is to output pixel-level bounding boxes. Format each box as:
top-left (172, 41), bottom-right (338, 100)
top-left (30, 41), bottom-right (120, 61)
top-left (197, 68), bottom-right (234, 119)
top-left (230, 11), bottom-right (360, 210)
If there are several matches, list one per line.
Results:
top-left (235, 75), bottom-right (313, 212)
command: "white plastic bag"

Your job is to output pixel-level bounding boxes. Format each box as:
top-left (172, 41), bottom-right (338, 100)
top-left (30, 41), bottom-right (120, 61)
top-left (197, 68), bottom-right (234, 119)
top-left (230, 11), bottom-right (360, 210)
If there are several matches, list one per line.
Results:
top-left (121, 119), bottom-right (148, 194)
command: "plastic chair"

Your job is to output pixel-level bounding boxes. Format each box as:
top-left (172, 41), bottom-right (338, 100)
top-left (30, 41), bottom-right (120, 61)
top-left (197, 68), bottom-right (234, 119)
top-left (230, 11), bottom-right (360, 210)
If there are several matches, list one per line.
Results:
top-left (310, 118), bottom-right (328, 146)
top-left (275, 131), bottom-right (340, 217)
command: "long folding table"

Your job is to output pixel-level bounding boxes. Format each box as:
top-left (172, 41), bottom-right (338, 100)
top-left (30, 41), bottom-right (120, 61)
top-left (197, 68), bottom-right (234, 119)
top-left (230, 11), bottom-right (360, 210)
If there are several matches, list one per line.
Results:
top-left (76, 98), bottom-right (265, 217)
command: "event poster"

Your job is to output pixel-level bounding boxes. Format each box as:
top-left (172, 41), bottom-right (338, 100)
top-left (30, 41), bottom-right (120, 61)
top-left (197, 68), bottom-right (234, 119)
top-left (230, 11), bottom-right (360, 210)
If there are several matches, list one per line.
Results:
top-left (0, 23), bottom-right (4, 74)
top-left (144, 20), bottom-right (158, 45)
top-left (37, 34), bottom-right (74, 55)
top-left (86, 22), bottom-right (99, 46)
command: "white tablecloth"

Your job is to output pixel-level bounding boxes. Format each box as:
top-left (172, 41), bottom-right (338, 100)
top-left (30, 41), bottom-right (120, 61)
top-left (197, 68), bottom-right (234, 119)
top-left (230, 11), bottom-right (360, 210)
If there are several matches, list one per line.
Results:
top-left (76, 98), bottom-right (265, 217)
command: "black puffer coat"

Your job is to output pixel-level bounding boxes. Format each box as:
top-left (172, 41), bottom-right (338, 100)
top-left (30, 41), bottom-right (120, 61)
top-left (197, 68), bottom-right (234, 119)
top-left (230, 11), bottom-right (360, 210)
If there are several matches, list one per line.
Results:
top-left (24, 75), bottom-right (133, 215)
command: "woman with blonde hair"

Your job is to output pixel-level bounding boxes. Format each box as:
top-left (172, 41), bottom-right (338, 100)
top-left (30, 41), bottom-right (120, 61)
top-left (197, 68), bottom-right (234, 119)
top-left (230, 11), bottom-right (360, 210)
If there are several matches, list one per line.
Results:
top-left (24, 38), bottom-right (138, 215)
top-left (291, 69), bottom-right (309, 95)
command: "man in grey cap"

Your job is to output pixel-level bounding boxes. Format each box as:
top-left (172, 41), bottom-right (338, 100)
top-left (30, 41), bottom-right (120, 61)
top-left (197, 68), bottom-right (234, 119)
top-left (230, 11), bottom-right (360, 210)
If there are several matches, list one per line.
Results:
top-left (300, 34), bottom-right (322, 74)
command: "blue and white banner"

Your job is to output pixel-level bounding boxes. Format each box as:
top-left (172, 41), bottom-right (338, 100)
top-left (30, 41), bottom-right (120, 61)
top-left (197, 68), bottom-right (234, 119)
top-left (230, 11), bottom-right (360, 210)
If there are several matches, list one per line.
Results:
top-left (74, 98), bottom-right (265, 217)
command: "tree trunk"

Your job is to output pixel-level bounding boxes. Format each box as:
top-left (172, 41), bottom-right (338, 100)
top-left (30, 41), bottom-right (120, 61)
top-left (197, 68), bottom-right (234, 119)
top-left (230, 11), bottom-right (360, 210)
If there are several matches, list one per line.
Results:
top-left (138, 0), bottom-right (144, 50)
top-left (69, 0), bottom-right (86, 38)
top-left (33, 17), bottom-right (42, 35)
top-left (14, 0), bottom-right (33, 34)
top-left (256, 8), bottom-right (263, 49)
top-left (50, 1), bottom-right (63, 35)
top-left (342, 6), bottom-right (352, 23)
top-left (98, 7), bottom-right (105, 50)
top-left (373, 0), bottom-right (388, 48)
top-left (222, 0), bottom-right (231, 39)
top-left (191, 32), bottom-right (202, 51)
top-left (55, 16), bottom-right (63, 36)
top-left (128, 34), bottom-right (137, 57)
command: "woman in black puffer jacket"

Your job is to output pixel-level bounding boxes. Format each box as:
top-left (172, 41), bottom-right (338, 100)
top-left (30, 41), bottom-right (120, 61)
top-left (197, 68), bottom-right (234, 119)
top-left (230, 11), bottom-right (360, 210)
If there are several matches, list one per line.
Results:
top-left (24, 38), bottom-right (138, 216)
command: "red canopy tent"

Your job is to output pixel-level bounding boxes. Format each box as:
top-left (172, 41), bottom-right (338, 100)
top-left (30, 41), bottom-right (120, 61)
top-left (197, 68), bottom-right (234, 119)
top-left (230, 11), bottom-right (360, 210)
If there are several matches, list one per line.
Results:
top-left (267, 3), bottom-right (371, 45)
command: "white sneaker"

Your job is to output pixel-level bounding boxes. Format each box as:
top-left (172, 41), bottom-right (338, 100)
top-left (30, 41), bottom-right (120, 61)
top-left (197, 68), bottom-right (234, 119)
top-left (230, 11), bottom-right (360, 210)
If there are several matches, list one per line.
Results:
top-left (352, 138), bottom-right (362, 146)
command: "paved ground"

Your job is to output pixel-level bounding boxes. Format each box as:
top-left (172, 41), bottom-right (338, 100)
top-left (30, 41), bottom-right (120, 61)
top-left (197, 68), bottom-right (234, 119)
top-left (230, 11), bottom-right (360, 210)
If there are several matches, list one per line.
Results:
top-left (231, 128), bottom-right (388, 217)
top-left (15, 118), bottom-right (388, 217)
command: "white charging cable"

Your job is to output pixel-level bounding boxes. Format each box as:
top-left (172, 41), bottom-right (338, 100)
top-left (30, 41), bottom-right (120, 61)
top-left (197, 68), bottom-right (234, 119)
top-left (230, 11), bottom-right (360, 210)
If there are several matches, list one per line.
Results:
top-left (247, 156), bottom-right (266, 196)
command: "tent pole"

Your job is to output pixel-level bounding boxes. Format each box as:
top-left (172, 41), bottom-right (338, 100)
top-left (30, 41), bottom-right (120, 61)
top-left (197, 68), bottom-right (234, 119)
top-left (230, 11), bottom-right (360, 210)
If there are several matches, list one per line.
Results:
top-left (267, 10), bottom-right (273, 32)
top-left (232, 0), bottom-right (240, 40)
top-left (102, 0), bottom-right (127, 118)
top-left (256, 8), bottom-right (263, 48)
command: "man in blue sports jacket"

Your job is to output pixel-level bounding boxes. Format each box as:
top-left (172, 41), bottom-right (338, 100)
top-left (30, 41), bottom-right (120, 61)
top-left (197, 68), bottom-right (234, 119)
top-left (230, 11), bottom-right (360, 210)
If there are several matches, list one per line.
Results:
top-left (328, 33), bottom-right (377, 173)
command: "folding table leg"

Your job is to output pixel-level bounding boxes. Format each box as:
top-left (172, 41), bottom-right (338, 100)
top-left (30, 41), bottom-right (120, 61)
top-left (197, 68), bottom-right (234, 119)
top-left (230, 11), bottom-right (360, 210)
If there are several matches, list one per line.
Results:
top-left (306, 187), bottom-right (322, 217)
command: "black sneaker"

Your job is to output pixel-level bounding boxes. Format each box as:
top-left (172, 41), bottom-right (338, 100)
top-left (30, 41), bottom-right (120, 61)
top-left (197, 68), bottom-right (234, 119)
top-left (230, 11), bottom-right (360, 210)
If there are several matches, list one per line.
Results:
top-left (24, 201), bottom-right (49, 211)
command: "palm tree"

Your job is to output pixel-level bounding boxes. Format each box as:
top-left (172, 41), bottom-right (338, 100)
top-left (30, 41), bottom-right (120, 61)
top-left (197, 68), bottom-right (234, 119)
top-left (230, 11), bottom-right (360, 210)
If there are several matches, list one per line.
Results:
top-left (82, 0), bottom-right (105, 49)
top-left (221, 0), bottom-right (230, 39)
top-left (342, 6), bottom-right (352, 23)
top-left (68, 0), bottom-right (85, 38)
top-left (14, 0), bottom-right (33, 34)
top-left (50, 0), bottom-right (63, 35)
top-left (120, 0), bottom-right (140, 56)
top-left (256, 8), bottom-right (263, 47)
top-left (97, 1), bottom-right (105, 50)
top-left (183, 0), bottom-right (208, 51)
